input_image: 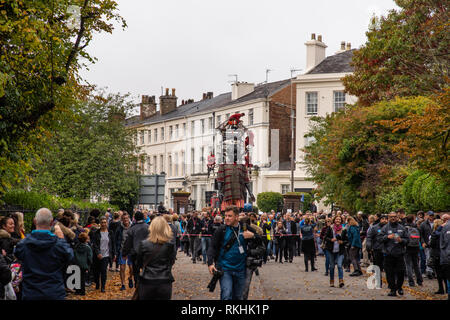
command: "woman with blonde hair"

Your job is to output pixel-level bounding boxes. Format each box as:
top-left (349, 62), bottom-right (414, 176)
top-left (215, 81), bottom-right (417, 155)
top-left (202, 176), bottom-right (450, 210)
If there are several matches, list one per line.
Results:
top-left (135, 216), bottom-right (176, 300)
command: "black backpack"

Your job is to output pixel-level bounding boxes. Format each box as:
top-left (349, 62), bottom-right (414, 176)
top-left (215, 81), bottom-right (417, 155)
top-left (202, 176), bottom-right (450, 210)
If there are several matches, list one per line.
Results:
top-left (406, 225), bottom-right (420, 248)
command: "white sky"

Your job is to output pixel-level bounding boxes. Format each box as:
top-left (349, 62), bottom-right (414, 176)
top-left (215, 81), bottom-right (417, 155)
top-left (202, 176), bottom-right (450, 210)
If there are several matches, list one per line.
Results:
top-left (79, 0), bottom-right (399, 114)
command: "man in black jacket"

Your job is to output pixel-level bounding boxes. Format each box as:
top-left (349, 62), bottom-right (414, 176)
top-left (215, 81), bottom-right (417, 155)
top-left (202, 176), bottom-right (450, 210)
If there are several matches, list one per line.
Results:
top-left (404, 215), bottom-right (423, 287)
top-left (187, 212), bottom-right (204, 264)
top-left (380, 212), bottom-right (409, 297)
top-left (283, 212), bottom-right (297, 263)
top-left (122, 211), bottom-right (149, 287)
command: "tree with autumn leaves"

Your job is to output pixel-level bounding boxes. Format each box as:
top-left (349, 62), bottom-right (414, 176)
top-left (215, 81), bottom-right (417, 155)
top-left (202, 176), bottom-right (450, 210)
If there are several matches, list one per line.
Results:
top-left (303, 0), bottom-right (449, 214)
top-left (0, 0), bottom-right (126, 196)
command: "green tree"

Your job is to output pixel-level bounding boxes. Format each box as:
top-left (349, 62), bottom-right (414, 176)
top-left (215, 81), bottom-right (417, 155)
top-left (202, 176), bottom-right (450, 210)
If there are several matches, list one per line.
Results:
top-left (0, 0), bottom-right (126, 196)
top-left (31, 91), bottom-right (140, 207)
top-left (257, 192), bottom-right (283, 213)
top-left (343, 0), bottom-right (449, 106)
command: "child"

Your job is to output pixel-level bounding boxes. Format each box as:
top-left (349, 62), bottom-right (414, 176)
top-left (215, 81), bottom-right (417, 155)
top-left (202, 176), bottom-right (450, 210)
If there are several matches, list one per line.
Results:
top-left (73, 232), bottom-right (93, 295)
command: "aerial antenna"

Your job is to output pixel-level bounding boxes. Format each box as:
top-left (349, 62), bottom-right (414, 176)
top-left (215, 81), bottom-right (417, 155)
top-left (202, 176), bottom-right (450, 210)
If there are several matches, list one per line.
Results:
top-left (265, 68), bottom-right (272, 84)
top-left (228, 74), bottom-right (238, 83)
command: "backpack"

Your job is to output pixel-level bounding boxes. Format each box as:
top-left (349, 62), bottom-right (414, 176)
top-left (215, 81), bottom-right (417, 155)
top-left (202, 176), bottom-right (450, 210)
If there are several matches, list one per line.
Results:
top-left (406, 226), bottom-right (420, 248)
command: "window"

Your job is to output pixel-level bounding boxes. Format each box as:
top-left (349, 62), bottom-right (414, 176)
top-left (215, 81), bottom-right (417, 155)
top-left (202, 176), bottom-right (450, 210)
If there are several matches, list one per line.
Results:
top-left (201, 146), bottom-right (205, 172)
top-left (191, 148), bottom-right (196, 174)
top-left (161, 127), bottom-right (164, 141)
top-left (191, 121), bottom-right (195, 137)
top-left (181, 151), bottom-right (185, 175)
top-left (147, 156), bottom-right (151, 173)
top-left (154, 129), bottom-right (158, 142)
top-left (248, 108), bottom-right (254, 125)
top-left (140, 131), bottom-right (144, 145)
top-left (153, 156), bottom-right (157, 174)
top-left (174, 153), bottom-right (178, 176)
top-left (160, 154), bottom-right (164, 173)
top-left (169, 126), bottom-right (173, 140)
top-left (208, 117), bottom-right (213, 132)
top-left (148, 130), bottom-right (151, 144)
top-left (333, 91), bottom-right (346, 112)
top-left (168, 155), bottom-right (172, 176)
top-left (217, 115), bottom-right (221, 125)
top-left (183, 123), bottom-right (186, 136)
top-left (306, 92), bottom-right (318, 115)
top-left (175, 124), bottom-right (179, 138)
top-left (281, 184), bottom-right (290, 194)
top-left (201, 119), bottom-right (205, 135)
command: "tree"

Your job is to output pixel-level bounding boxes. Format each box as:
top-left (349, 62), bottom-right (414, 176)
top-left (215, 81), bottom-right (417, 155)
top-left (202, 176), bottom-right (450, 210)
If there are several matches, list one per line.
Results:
top-left (257, 192), bottom-right (283, 213)
top-left (302, 97), bottom-right (433, 213)
top-left (343, 0), bottom-right (449, 106)
top-left (31, 91), bottom-right (141, 206)
top-left (0, 0), bottom-right (126, 195)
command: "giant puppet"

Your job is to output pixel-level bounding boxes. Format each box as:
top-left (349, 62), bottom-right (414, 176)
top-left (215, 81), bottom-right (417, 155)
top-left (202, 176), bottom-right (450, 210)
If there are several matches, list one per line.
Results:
top-left (208, 112), bottom-right (255, 211)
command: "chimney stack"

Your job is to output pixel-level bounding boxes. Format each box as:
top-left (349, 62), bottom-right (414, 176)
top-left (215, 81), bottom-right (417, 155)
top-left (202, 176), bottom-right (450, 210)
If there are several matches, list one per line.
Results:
top-left (206, 92), bottom-right (213, 99)
top-left (305, 32), bottom-right (327, 72)
top-left (231, 82), bottom-right (255, 100)
top-left (160, 87), bottom-right (177, 115)
top-left (140, 95), bottom-right (157, 120)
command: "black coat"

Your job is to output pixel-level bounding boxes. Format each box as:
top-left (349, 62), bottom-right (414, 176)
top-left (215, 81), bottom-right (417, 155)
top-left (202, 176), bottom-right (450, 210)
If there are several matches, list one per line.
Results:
top-left (419, 220), bottom-right (433, 246)
top-left (187, 217), bottom-right (204, 236)
top-left (283, 220), bottom-right (297, 236)
top-left (136, 240), bottom-right (176, 283)
top-left (366, 222), bottom-right (386, 251)
top-left (122, 221), bottom-right (149, 258)
top-left (91, 228), bottom-right (115, 259)
top-left (0, 254), bottom-right (12, 299)
top-left (323, 226), bottom-right (349, 255)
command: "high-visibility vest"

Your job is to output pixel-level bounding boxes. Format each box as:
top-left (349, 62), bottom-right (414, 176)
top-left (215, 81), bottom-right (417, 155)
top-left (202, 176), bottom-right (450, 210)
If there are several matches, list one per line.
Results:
top-left (258, 220), bottom-right (271, 241)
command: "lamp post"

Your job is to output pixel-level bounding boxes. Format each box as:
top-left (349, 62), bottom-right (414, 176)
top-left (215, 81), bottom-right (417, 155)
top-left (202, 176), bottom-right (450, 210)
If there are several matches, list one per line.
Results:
top-left (290, 68), bottom-right (302, 193)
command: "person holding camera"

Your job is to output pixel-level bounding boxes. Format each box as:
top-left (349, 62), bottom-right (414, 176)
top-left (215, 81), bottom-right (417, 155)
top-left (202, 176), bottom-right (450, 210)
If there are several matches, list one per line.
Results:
top-left (380, 212), bottom-right (409, 297)
top-left (206, 206), bottom-right (261, 300)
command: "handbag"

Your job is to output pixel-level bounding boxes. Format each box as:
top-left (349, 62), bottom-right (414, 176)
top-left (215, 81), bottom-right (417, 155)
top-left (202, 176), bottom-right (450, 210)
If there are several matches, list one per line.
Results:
top-left (131, 244), bottom-right (162, 300)
top-left (4, 283), bottom-right (16, 300)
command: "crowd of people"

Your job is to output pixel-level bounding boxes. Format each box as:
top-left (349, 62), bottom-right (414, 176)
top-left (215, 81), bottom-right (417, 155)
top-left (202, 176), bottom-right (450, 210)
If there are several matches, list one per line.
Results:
top-left (0, 205), bottom-right (449, 300)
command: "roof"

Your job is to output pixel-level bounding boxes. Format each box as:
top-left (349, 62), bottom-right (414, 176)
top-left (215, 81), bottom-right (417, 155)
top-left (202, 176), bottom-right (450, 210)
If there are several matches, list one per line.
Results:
top-left (125, 79), bottom-right (291, 127)
top-left (306, 49), bottom-right (355, 74)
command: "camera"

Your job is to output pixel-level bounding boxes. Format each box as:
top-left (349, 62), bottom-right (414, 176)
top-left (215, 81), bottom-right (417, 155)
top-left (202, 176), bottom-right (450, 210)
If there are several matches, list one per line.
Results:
top-left (246, 257), bottom-right (263, 268)
top-left (207, 268), bottom-right (224, 292)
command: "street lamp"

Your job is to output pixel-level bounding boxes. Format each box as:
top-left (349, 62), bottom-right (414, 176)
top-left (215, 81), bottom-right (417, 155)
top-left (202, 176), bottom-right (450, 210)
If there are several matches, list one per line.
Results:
top-left (290, 68), bottom-right (302, 193)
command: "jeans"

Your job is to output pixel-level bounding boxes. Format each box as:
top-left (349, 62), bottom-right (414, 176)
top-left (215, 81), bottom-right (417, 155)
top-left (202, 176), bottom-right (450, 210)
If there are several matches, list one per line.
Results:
top-left (316, 237), bottom-right (324, 255)
top-left (189, 236), bottom-right (201, 262)
top-left (219, 269), bottom-right (246, 300)
top-left (424, 247), bottom-right (434, 274)
top-left (324, 250), bottom-right (330, 274)
top-left (201, 237), bottom-right (211, 263)
top-left (329, 252), bottom-right (344, 280)
top-left (266, 240), bottom-right (273, 258)
top-left (404, 250), bottom-right (423, 285)
top-left (419, 249), bottom-right (426, 274)
top-left (242, 267), bottom-right (256, 300)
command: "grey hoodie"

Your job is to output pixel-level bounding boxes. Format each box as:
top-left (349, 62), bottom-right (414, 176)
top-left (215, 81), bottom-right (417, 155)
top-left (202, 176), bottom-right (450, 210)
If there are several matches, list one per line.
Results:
top-left (440, 222), bottom-right (450, 265)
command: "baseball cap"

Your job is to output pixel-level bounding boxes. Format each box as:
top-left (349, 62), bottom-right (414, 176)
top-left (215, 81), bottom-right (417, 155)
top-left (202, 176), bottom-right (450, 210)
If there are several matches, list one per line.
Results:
top-left (427, 211), bottom-right (434, 216)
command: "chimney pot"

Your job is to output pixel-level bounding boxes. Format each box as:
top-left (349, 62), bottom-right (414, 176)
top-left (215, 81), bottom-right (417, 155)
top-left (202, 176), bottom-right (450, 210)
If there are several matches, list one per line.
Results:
top-left (172, 88), bottom-right (176, 96)
top-left (318, 35), bottom-right (322, 42)
top-left (165, 88), bottom-right (169, 96)
top-left (346, 42), bottom-right (351, 50)
top-left (311, 33), bottom-right (316, 40)
top-left (203, 93), bottom-right (206, 100)
top-left (341, 41), bottom-right (346, 50)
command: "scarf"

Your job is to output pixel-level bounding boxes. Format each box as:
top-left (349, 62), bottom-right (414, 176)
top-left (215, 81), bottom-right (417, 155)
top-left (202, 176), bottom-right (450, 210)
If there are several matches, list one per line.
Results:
top-left (333, 224), bottom-right (342, 234)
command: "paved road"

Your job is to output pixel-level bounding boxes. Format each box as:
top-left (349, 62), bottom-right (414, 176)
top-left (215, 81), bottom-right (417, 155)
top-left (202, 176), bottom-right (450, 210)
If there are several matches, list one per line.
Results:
top-left (69, 250), bottom-right (447, 300)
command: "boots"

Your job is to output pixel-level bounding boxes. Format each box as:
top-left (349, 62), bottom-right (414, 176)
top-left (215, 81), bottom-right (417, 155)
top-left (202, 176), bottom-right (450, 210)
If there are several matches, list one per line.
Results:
top-left (339, 279), bottom-right (344, 288)
top-left (330, 279), bottom-right (334, 287)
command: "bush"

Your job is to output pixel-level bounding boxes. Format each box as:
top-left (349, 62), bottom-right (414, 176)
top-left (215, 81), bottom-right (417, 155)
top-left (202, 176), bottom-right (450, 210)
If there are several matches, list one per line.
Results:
top-left (401, 170), bottom-right (425, 213)
top-left (256, 192), bottom-right (283, 213)
top-left (1, 189), bottom-right (119, 232)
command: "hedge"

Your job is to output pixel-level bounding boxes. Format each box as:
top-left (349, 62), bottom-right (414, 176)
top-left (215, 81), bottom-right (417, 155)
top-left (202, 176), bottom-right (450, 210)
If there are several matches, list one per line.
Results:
top-left (256, 192), bottom-right (283, 213)
top-left (1, 189), bottom-right (119, 232)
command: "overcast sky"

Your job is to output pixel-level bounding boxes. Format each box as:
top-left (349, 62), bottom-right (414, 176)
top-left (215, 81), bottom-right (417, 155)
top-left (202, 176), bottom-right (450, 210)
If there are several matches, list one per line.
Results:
top-left (79, 0), bottom-right (398, 114)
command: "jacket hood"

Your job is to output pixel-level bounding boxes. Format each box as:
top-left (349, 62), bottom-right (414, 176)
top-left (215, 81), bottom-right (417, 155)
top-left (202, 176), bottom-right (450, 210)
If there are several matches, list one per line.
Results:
top-left (26, 232), bottom-right (58, 251)
top-left (0, 229), bottom-right (11, 239)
